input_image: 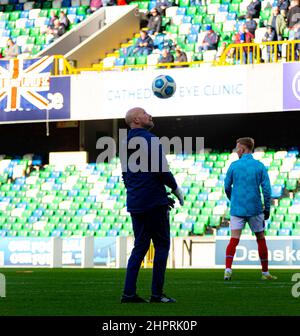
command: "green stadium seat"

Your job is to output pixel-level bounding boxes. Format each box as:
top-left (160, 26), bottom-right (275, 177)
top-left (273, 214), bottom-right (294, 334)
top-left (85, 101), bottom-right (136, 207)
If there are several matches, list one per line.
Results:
top-left (281, 221), bottom-right (293, 229)
top-left (269, 221), bottom-right (281, 230)
top-left (266, 229), bottom-right (277, 236)
top-left (42, 1), bottom-right (52, 9)
top-left (136, 56), bottom-right (147, 65)
top-left (179, 0), bottom-right (190, 6)
top-left (67, 223), bottom-right (78, 231)
top-left (193, 223), bottom-right (205, 234)
top-left (39, 9), bottom-right (49, 17)
top-left (95, 230), bottom-right (107, 237)
top-left (18, 230), bottom-right (29, 237)
top-left (8, 230), bottom-right (18, 237)
top-left (292, 229), bottom-right (300, 236)
top-left (5, 5), bottom-right (14, 12)
top-left (40, 231), bottom-right (51, 237)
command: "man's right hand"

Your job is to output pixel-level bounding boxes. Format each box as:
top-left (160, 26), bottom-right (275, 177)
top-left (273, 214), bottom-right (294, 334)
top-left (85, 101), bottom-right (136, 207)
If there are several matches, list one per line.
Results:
top-left (172, 187), bottom-right (184, 206)
top-left (263, 209), bottom-right (270, 220)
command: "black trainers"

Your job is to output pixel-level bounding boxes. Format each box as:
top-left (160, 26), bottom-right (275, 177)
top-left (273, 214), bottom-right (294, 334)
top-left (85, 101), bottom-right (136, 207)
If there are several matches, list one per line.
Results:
top-left (149, 294), bottom-right (176, 303)
top-left (121, 294), bottom-right (148, 303)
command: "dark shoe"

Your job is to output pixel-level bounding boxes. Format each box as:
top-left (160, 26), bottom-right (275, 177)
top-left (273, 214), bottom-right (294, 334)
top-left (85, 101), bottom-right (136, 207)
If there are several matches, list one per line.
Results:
top-left (121, 294), bottom-right (148, 303)
top-left (149, 293), bottom-right (176, 303)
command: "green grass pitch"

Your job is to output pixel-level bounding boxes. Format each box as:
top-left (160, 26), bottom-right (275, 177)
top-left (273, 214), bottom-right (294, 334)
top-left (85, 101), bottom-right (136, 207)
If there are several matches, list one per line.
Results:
top-left (0, 269), bottom-right (299, 316)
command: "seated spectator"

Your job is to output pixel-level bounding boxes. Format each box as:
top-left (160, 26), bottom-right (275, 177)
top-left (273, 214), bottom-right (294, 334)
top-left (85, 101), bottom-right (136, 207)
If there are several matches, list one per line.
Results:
top-left (198, 25), bottom-right (219, 52)
top-left (46, 19), bottom-right (67, 44)
top-left (155, 0), bottom-right (173, 16)
top-left (239, 0), bottom-right (261, 19)
top-left (277, 0), bottom-right (290, 11)
top-left (147, 8), bottom-right (162, 36)
top-left (262, 25), bottom-right (277, 62)
top-left (159, 48), bottom-right (174, 64)
top-left (175, 48), bottom-right (187, 63)
top-left (88, 0), bottom-right (103, 13)
top-left (216, 41), bottom-right (228, 60)
top-left (245, 14), bottom-right (257, 36)
top-left (132, 30), bottom-right (154, 56)
top-left (4, 38), bottom-right (20, 58)
top-left (59, 11), bottom-right (70, 30)
top-left (48, 10), bottom-right (58, 29)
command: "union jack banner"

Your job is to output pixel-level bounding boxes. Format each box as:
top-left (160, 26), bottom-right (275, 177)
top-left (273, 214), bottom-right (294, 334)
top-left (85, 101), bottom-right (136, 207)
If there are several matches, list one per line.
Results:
top-left (0, 56), bottom-right (54, 112)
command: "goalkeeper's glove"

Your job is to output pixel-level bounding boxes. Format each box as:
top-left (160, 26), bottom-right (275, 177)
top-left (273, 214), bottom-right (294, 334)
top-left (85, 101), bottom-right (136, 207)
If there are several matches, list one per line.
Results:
top-left (263, 209), bottom-right (270, 220)
top-left (172, 187), bottom-right (184, 206)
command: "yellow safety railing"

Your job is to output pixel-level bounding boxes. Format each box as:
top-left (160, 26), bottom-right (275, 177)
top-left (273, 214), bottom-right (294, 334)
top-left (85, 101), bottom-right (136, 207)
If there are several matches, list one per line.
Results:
top-left (70, 60), bottom-right (204, 74)
top-left (6, 40), bottom-right (299, 77)
top-left (52, 55), bottom-right (75, 75)
top-left (218, 40), bottom-right (300, 66)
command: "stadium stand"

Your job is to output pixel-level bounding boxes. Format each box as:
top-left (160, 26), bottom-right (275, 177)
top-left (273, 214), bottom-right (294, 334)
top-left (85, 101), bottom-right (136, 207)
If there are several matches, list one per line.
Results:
top-left (0, 0), bottom-right (295, 65)
top-left (0, 148), bottom-right (299, 238)
top-left (0, 4), bottom-right (90, 56)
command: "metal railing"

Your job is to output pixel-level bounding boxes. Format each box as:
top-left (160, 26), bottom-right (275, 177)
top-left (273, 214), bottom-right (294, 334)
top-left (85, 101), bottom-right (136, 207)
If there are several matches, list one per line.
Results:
top-left (218, 40), bottom-right (300, 66)
top-left (3, 39), bottom-right (298, 77)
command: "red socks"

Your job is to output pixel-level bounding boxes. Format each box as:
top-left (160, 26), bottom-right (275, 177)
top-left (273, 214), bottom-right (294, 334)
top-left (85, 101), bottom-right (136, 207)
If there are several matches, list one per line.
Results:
top-left (225, 238), bottom-right (240, 269)
top-left (257, 238), bottom-right (268, 272)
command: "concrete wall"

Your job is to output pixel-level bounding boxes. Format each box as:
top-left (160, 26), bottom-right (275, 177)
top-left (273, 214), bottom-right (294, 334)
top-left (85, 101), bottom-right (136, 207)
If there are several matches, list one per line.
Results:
top-left (65, 5), bottom-right (140, 68)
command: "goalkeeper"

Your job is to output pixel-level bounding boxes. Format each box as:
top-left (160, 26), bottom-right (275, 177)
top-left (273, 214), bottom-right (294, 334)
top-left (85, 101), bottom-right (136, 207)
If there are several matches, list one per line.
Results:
top-left (224, 137), bottom-right (277, 281)
top-left (120, 107), bottom-right (184, 303)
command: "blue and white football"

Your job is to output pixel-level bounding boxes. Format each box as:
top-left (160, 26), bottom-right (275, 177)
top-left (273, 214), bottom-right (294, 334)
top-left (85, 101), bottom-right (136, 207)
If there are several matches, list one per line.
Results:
top-left (152, 75), bottom-right (176, 99)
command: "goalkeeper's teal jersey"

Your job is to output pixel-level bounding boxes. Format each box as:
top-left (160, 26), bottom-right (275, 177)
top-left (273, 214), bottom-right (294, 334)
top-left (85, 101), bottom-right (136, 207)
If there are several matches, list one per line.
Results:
top-left (224, 154), bottom-right (271, 217)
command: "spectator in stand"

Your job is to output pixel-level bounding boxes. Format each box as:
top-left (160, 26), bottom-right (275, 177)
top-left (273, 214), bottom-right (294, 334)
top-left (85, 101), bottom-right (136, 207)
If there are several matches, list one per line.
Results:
top-left (268, 6), bottom-right (287, 57)
top-left (88, 0), bottom-right (103, 13)
top-left (48, 10), bottom-right (58, 29)
top-left (158, 48), bottom-right (174, 67)
top-left (287, 0), bottom-right (300, 28)
top-left (4, 38), bottom-right (20, 58)
top-left (59, 11), bottom-right (70, 30)
top-left (239, 0), bottom-right (261, 19)
top-left (174, 48), bottom-right (188, 67)
top-left (262, 25), bottom-right (277, 62)
top-left (132, 30), bottom-right (154, 56)
top-left (198, 25), bottom-right (219, 52)
top-left (245, 14), bottom-right (257, 36)
top-left (233, 24), bottom-right (255, 64)
top-left (46, 19), bottom-right (67, 44)
top-left (268, 6), bottom-right (287, 40)
top-left (155, 0), bottom-right (174, 16)
top-left (287, 0), bottom-right (300, 60)
top-left (277, 0), bottom-right (290, 11)
top-left (147, 8), bottom-right (162, 36)
top-left (216, 41), bottom-right (229, 61)
top-left (174, 48), bottom-right (187, 63)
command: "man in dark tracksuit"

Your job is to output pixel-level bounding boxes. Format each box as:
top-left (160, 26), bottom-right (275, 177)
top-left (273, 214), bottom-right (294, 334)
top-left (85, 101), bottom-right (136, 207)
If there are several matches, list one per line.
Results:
top-left (120, 107), bottom-right (184, 303)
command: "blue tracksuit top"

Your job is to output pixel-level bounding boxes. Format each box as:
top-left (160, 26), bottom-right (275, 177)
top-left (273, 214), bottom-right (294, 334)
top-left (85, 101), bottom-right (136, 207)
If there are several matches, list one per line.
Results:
top-left (121, 128), bottom-right (178, 213)
top-left (224, 153), bottom-right (271, 217)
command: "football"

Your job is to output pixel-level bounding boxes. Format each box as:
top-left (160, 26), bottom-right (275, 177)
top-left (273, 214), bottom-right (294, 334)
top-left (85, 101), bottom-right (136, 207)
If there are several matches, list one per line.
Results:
top-left (152, 75), bottom-right (176, 99)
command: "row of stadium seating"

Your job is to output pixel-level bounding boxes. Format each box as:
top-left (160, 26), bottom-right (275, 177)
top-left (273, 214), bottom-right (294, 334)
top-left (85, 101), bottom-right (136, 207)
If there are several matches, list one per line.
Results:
top-left (0, 149), bottom-right (299, 238)
top-left (0, 5), bottom-right (90, 55)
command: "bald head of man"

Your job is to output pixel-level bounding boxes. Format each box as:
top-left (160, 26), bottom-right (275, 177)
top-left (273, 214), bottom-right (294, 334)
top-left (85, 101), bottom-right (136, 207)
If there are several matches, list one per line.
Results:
top-left (125, 107), bottom-right (154, 130)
